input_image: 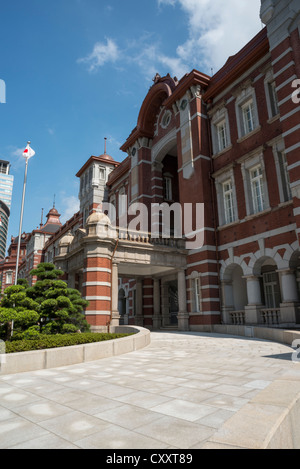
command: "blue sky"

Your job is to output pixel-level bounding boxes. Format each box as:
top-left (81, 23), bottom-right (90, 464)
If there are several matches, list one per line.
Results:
top-left (0, 0), bottom-right (262, 251)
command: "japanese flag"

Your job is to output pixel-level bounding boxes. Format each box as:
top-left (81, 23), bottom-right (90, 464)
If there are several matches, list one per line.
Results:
top-left (23, 142), bottom-right (35, 159)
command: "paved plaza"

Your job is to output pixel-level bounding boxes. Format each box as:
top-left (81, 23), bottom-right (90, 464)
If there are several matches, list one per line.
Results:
top-left (0, 331), bottom-right (299, 449)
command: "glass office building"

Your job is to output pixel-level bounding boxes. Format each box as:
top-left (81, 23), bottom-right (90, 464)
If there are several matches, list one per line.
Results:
top-left (0, 161), bottom-right (14, 259)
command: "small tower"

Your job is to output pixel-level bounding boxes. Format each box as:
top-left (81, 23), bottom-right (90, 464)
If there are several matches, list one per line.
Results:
top-left (76, 139), bottom-right (119, 226)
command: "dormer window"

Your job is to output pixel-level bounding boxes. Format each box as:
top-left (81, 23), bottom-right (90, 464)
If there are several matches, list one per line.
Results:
top-left (242, 99), bottom-right (255, 134)
top-left (235, 86), bottom-right (259, 139)
top-left (211, 106), bottom-right (231, 155)
top-left (99, 166), bottom-right (105, 180)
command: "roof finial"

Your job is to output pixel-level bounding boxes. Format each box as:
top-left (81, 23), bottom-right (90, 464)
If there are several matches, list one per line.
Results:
top-left (40, 208), bottom-right (44, 228)
top-left (53, 194), bottom-right (56, 208)
top-left (104, 137), bottom-right (107, 155)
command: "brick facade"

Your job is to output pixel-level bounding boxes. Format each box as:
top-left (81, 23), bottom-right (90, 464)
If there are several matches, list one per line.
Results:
top-left (2, 0), bottom-right (300, 332)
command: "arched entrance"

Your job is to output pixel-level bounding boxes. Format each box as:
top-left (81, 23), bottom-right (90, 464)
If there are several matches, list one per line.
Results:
top-left (251, 256), bottom-right (281, 325)
top-left (221, 263), bottom-right (247, 324)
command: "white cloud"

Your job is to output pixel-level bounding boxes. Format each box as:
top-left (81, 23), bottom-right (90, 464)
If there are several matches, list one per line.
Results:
top-left (47, 126), bottom-right (55, 135)
top-left (160, 0), bottom-right (262, 73)
top-left (78, 2), bottom-right (262, 80)
top-left (157, 0), bottom-right (176, 6)
top-left (6, 146), bottom-right (27, 171)
top-left (59, 195), bottom-right (80, 224)
top-left (78, 38), bottom-right (119, 72)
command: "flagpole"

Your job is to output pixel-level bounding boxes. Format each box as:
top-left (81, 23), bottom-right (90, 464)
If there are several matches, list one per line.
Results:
top-left (11, 142), bottom-right (34, 337)
top-left (14, 155), bottom-right (29, 285)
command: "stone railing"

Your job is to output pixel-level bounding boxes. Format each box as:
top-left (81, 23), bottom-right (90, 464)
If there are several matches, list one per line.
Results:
top-left (230, 311), bottom-right (246, 325)
top-left (261, 308), bottom-right (281, 325)
top-left (117, 227), bottom-right (186, 249)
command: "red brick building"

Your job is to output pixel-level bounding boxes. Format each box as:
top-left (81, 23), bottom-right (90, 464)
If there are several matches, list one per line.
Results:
top-left (2, 0), bottom-right (300, 332)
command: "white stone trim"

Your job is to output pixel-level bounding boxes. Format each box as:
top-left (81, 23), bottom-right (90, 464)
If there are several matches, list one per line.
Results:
top-left (218, 223), bottom-right (297, 252)
top-left (273, 61), bottom-right (295, 79)
top-left (288, 161), bottom-right (300, 171)
top-left (285, 142), bottom-right (300, 154)
top-left (280, 106), bottom-right (300, 122)
top-left (278, 93), bottom-right (294, 107)
top-left (190, 111), bottom-right (208, 120)
top-left (85, 311), bottom-right (111, 315)
top-left (290, 180), bottom-right (300, 188)
top-left (275, 74), bottom-right (298, 92)
top-left (84, 268), bottom-right (111, 273)
top-left (293, 207), bottom-right (300, 216)
top-left (187, 260), bottom-right (218, 268)
top-left (82, 282), bottom-right (111, 287)
top-left (85, 296), bottom-right (111, 301)
top-left (283, 123), bottom-right (300, 138)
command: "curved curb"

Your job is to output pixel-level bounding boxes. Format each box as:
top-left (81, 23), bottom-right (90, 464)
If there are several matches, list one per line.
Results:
top-left (201, 325), bottom-right (300, 449)
top-left (202, 375), bottom-right (300, 449)
top-left (0, 326), bottom-right (151, 376)
top-left (211, 324), bottom-right (300, 347)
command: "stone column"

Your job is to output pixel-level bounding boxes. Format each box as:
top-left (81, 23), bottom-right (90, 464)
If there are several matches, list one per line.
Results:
top-left (177, 269), bottom-right (189, 331)
top-left (161, 280), bottom-right (170, 327)
top-left (244, 275), bottom-right (263, 324)
top-left (110, 262), bottom-right (120, 327)
top-left (153, 278), bottom-right (162, 330)
top-left (278, 269), bottom-right (300, 324)
top-left (221, 280), bottom-right (234, 324)
top-left (279, 270), bottom-right (299, 303)
top-left (135, 278), bottom-right (144, 326)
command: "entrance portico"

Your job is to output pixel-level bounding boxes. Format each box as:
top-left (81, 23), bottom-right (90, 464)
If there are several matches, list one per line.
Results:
top-left (55, 211), bottom-right (188, 332)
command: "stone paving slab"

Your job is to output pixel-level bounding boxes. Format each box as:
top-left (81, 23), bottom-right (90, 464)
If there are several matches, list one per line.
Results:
top-left (0, 331), bottom-right (299, 449)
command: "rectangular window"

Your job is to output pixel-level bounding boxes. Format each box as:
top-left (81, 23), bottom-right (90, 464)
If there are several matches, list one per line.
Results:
top-left (250, 166), bottom-right (265, 213)
top-left (242, 100), bottom-right (255, 134)
top-left (6, 271), bottom-right (13, 284)
top-left (99, 167), bottom-right (105, 180)
top-left (0, 163), bottom-right (9, 174)
top-left (217, 121), bottom-right (228, 152)
top-left (278, 151), bottom-right (292, 202)
top-left (163, 177), bottom-right (172, 201)
top-left (268, 81), bottom-right (279, 117)
top-left (263, 272), bottom-right (281, 308)
top-left (192, 277), bottom-right (201, 312)
top-left (223, 180), bottom-right (235, 224)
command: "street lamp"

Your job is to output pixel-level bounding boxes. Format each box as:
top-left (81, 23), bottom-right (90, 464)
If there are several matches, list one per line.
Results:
top-left (15, 141), bottom-right (35, 285)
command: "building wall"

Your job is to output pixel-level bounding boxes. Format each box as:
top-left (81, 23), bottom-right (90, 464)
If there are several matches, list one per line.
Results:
top-left (2, 0), bottom-right (299, 332)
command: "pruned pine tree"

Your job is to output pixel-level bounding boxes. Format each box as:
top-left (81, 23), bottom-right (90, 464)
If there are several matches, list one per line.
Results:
top-left (26, 263), bottom-right (90, 335)
top-left (0, 263), bottom-right (90, 341)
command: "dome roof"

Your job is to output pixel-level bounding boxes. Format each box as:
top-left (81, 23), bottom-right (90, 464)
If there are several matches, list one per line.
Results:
top-left (98, 152), bottom-right (114, 161)
top-left (86, 211), bottom-right (111, 225)
top-left (59, 231), bottom-right (74, 246)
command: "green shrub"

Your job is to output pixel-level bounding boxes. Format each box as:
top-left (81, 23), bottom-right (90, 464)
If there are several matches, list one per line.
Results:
top-left (5, 332), bottom-right (133, 353)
